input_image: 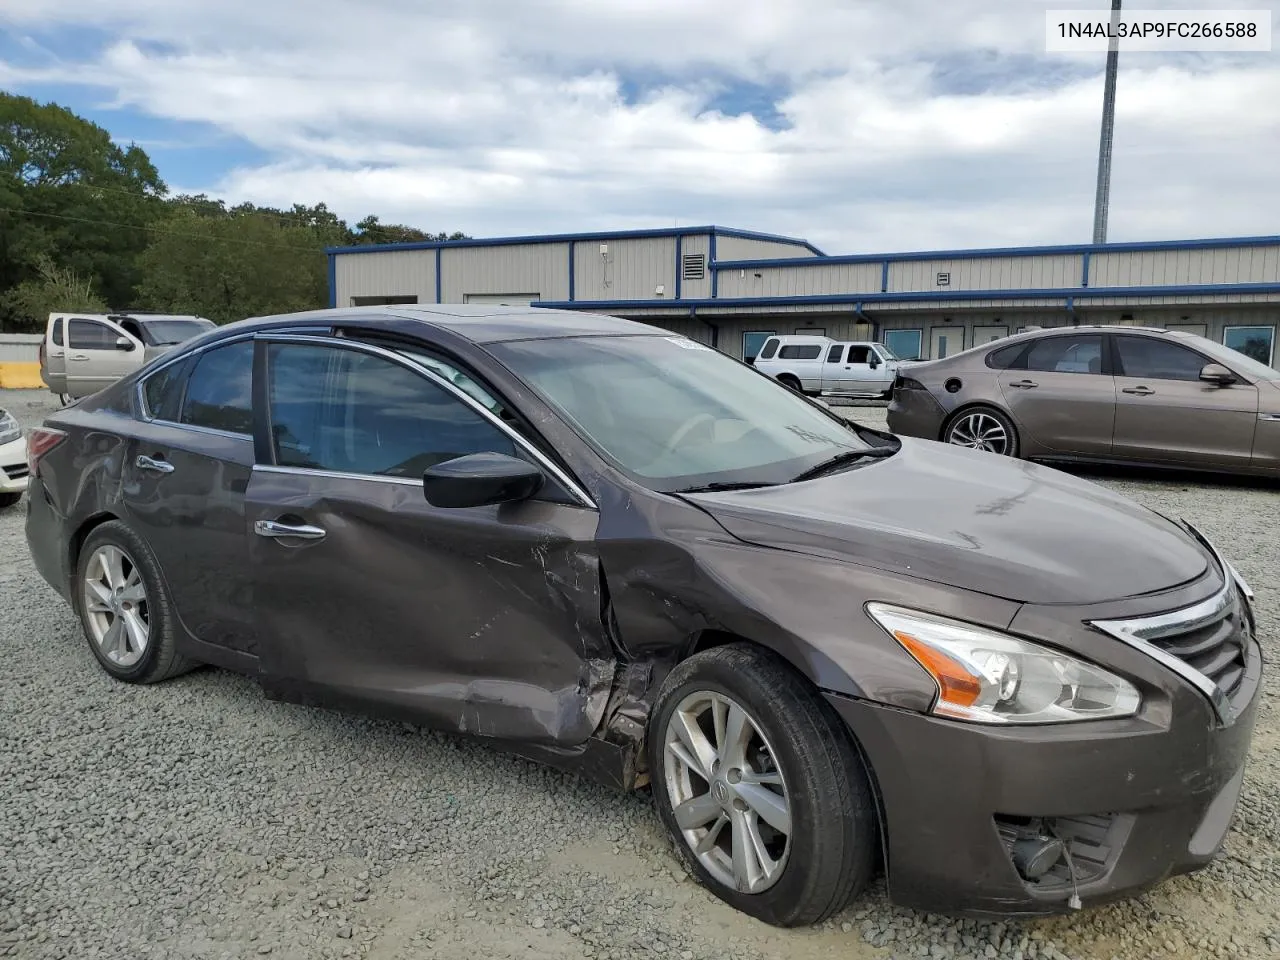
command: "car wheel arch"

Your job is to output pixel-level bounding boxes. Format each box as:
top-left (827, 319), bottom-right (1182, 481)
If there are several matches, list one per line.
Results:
top-left (67, 511), bottom-right (125, 585)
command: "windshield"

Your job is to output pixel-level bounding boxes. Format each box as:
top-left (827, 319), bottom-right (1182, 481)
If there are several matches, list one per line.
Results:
top-left (1191, 337), bottom-right (1280, 381)
top-left (139, 318), bottom-right (216, 345)
top-left (876, 344), bottom-right (900, 360)
top-left (491, 334), bottom-right (873, 491)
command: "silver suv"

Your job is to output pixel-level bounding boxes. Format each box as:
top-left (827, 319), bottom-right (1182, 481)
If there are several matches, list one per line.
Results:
top-left (40, 312), bottom-right (215, 400)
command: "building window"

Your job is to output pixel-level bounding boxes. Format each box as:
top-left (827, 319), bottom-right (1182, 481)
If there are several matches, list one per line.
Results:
top-left (682, 255), bottom-right (707, 281)
top-left (884, 329), bottom-right (923, 361)
top-left (742, 331), bottom-right (775, 362)
top-left (1223, 325), bottom-right (1275, 366)
top-left (350, 295), bottom-right (419, 306)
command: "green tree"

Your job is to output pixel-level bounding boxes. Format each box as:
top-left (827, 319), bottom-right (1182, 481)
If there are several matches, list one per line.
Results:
top-left (0, 92), bottom-right (166, 328)
top-left (0, 255), bottom-right (107, 330)
top-left (351, 215), bottom-right (469, 245)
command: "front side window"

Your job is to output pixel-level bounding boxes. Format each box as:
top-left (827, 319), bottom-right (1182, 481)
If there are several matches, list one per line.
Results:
top-left (847, 346), bottom-right (872, 364)
top-left (267, 343), bottom-right (516, 478)
top-left (1114, 336), bottom-right (1206, 382)
top-left (778, 344), bottom-right (822, 360)
top-left (68, 319), bottom-right (119, 350)
top-left (1024, 335), bottom-right (1104, 375)
top-left (181, 341), bottom-right (254, 434)
top-left (492, 335), bottom-right (872, 491)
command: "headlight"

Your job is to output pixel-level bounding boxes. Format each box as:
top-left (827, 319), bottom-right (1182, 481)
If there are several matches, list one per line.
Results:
top-left (867, 603), bottom-right (1141, 724)
top-left (0, 411), bottom-right (21, 446)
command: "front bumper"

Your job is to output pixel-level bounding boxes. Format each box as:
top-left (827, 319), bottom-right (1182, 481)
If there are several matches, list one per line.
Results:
top-left (0, 436), bottom-right (29, 494)
top-left (827, 626), bottom-right (1261, 918)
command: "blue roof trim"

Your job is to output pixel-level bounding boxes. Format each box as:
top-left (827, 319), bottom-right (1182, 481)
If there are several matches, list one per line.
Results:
top-left (326, 224), bottom-right (819, 256)
top-left (712, 234), bottom-right (1280, 270)
top-left (326, 253), bottom-right (336, 308)
top-left (531, 280), bottom-right (1280, 311)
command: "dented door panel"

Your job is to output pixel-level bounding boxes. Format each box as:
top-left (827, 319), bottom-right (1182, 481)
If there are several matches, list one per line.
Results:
top-left (246, 466), bottom-right (613, 746)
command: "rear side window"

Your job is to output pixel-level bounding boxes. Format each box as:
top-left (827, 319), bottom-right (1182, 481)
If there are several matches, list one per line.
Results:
top-left (1115, 336), bottom-right (1206, 382)
top-left (758, 338), bottom-right (780, 361)
top-left (180, 341), bottom-right (254, 434)
top-left (142, 360), bottom-right (189, 422)
top-left (52, 318), bottom-right (64, 346)
top-left (986, 343), bottom-right (1026, 369)
top-left (778, 345), bottom-right (822, 360)
top-left (1023, 335), bottom-right (1104, 374)
top-left (68, 319), bottom-right (118, 350)
top-left (826, 345), bottom-right (844, 363)
top-left (266, 343), bottom-right (516, 478)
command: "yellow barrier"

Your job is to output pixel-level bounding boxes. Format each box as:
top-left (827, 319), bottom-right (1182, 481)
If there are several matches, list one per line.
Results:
top-left (0, 362), bottom-right (45, 390)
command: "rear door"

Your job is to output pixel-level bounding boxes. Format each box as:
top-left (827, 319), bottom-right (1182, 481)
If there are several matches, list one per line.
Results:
top-left (1111, 334), bottom-right (1258, 469)
top-left (820, 343), bottom-right (846, 391)
top-left (43, 315), bottom-right (68, 393)
top-left (996, 332), bottom-right (1116, 455)
top-left (832, 344), bottom-right (883, 393)
top-left (121, 339), bottom-right (258, 658)
top-left (65, 317), bottom-right (144, 397)
top-left (245, 335), bottom-right (611, 746)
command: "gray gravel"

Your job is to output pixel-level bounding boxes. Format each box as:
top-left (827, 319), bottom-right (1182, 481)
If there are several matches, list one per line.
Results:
top-left (1, 390), bottom-right (1277, 960)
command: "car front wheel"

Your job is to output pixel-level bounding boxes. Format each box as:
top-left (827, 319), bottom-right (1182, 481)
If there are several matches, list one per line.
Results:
top-left (648, 643), bottom-right (877, 927)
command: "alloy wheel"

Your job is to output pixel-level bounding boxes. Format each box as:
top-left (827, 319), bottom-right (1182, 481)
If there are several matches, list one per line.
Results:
top-left (663, 691), bottom-right (791, 894)
top-left (82, 544), bottom-right (151, 668)
top-left (948, 411), bottom-right (1011, 455)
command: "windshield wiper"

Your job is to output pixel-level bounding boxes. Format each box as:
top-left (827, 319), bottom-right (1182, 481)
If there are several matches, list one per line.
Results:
top-left (674, 481), bottom-right (780, 494)
top-left (789, 445), bottom-right (897, 483)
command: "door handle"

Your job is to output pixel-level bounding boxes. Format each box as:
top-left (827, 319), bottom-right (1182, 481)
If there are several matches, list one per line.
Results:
top-left (135, 455), bottom-right (175, 474)
top-left (1008, 379), bottom-right (1039, 389)
top-left (1122, 386), bottom-right (1155, 396)
top-left (69, 354), bottom-right (90, 362)
top-left (254, 519), bottom-right (327, 541)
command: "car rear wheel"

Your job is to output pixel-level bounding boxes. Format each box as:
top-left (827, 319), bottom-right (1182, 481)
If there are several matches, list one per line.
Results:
top-left (648, 643), bottom-right (877, 927)
top-left (944, 405), bottom-right (1019, 457)
top-left (75, 521), bottom-right (196, 684)
top-left (776, 374), bottom-right (802, 392)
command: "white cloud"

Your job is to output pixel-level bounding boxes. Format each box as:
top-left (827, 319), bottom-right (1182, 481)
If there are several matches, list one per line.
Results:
top-left (2, 0), bottom-right (1278, 250)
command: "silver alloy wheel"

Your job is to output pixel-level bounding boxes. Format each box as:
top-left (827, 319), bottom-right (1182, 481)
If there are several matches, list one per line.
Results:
top-left (948, 411), bottom-right (1011, 455)
top-left (82, 544), bottom-right (150, 668)
top-left (663, 691), bottom-right (791, 894)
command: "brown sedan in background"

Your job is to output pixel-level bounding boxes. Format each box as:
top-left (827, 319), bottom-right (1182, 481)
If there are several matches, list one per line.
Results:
top-left (888, 325), bottom-right (1280, 476)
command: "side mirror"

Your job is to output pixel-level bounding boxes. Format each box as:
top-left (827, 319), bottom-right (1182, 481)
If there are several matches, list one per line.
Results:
top-left (868, 356), bottom-right (880, 369)
top-left (422, 452), bottom-right (543, 508)
top-left (115, 336), bottom-right (136, 352)
top-left (1199, 363), bottom-right (1237, 387)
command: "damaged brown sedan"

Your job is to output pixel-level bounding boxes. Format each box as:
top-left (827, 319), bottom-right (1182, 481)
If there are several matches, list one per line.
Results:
top-left (25, 306), bottom-right (1261, 927)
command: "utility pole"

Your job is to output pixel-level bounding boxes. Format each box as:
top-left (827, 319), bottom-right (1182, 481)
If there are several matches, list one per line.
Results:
top-left (1091, 0), bottom-right (1122, 244)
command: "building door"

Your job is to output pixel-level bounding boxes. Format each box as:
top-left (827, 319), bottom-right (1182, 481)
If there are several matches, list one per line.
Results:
top-left (972, 325), bottom-right (1009, 345)
top-left (1165, 323), bottom-right (1208, 339)
top-left (929, 326), bottom-right (965, 360)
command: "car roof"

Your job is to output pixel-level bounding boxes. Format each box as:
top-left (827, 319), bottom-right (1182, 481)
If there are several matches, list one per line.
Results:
top-left (228, 305), bottom-right (662, 345)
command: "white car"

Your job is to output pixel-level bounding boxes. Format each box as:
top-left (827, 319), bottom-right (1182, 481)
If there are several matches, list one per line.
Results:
top-left (0, 409), bottom-right (28, 508)
top-left (752, 335), bottom-right (901, 397)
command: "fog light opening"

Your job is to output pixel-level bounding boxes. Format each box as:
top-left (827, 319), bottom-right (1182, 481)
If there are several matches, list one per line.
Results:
top-left (1010, 836), bottom-right (1064, 881)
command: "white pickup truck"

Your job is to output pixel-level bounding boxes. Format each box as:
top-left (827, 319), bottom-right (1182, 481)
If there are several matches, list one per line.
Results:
top-left (752, 335), bottom-right (901, 397)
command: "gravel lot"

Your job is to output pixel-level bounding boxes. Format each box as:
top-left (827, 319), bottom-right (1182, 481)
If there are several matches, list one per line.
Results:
top-left (1, 389), bottom-right (1277, 960)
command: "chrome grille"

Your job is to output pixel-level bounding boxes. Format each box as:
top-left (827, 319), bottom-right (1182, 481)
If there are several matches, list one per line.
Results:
top-left (1148, 601), bottom-right (1248, 699)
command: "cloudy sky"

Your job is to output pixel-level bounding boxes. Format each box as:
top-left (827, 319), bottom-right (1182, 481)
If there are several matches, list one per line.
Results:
top-left (2, 0), bottom-right (1277, 253)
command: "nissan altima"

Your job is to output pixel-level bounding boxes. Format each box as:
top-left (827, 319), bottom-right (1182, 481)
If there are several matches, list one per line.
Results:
top-left (25, 306), bottom-right (1261, 927)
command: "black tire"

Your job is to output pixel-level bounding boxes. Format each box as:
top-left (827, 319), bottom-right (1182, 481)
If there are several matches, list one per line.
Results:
top-left (776, 374), bottom-right (802, 392)
top-left (942, 404), bottom-right (1020, 458)
top-left (648, 643), bottom-right (877, 927)
top-left (0, 491), bottom-right (21, 509)
top-left (73, 520), bottom-right (197, 684)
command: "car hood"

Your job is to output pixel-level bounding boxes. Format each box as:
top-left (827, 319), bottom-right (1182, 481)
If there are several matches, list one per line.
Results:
top-left (683, 438), bottom-right (1210, 605)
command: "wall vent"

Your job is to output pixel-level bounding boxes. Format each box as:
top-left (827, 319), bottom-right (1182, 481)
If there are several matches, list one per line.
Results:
top-left (682, 254), bottom-right (707, 280)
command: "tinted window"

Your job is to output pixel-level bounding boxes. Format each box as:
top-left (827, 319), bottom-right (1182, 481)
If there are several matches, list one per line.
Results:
top-left (847, 346), bottom-right (872, 364)
top-left (139, 319), bottom-right (216, 346)
top-left (143, 360), bottom-right (189, 421)
top-left (68, 319), bottom-right (118, 350)
top-left (1024, 335), bottom-right (1104, 374)
top-left (778, 345), bottom-right (822, 360)
top-left (52, 318), bottom-right (64, 346)
top-left (986, 343), bottom-right (1026, 369)
top-left (1115, 336), bottom-right (1206, 381)
top-left (826, 345), bottom-right (844, 363)
top-left (267, 344), bottom-right (516, 478)
top-left (758, 338), bottom-right (780, 361)
top-left (181, 341), bottom-right (254, 434)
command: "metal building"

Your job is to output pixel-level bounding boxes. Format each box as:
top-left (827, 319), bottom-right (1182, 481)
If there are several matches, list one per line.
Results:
top-left (327, 227), bottom-right (1280, 367)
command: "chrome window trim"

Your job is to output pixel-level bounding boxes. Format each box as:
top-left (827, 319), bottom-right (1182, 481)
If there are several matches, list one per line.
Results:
top-left (1090, 534), bottom-right (1247, 727)
top-left (253, 464), bottom-right (421, 488)
top-left (259, 333), bottom-right (598, 510)
top-left (135, 331), bottom-right (260, 439)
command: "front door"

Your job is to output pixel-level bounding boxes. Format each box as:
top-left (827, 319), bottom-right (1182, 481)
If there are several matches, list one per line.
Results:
top-left (929, 326), bottom-right (964, 360)
top-left (66, 317), bottom-right (143, 397)
top-left (973, 325), bottom-right (1009, 345)
top-left (997, 332), bottom-right (1116, 455)
top-left (1111, 334), bottom-right (1259, 468)
top-left (832, 345), bottom-right (883, 393)
top-left (246, 337), bottom-right (611, 746)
